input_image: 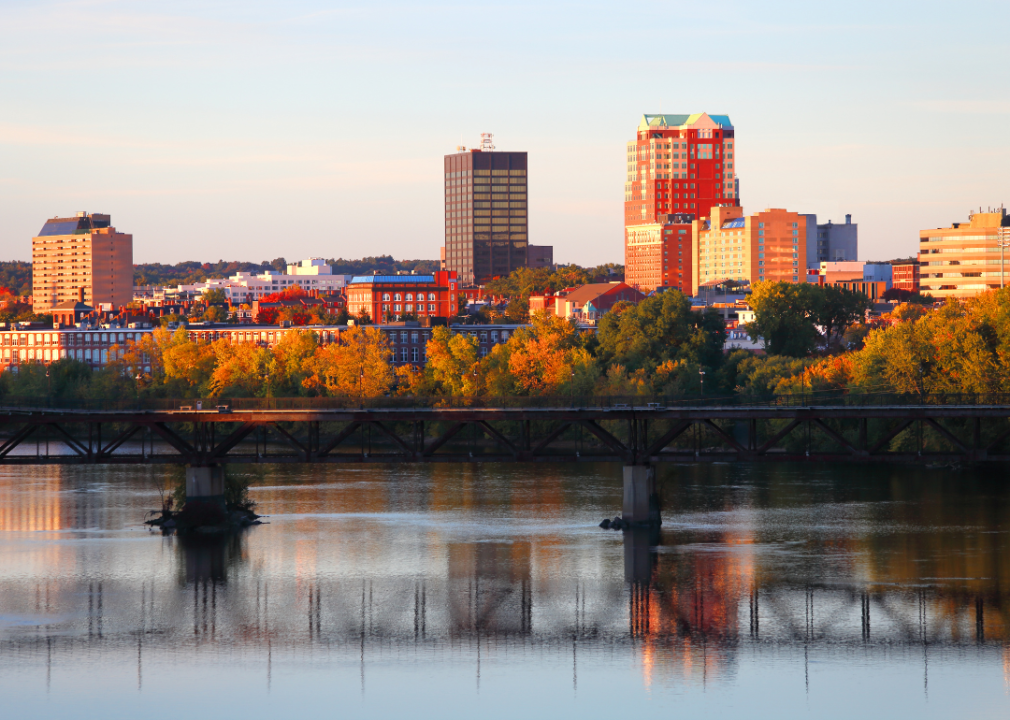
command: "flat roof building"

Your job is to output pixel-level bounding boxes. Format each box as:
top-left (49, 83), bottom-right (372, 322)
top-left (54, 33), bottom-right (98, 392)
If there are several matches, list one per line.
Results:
top-left (32, 212), bottom-right (133, 312)
top-left (444, 140), bottom-right (530, 284)
top-left (919, 207), bottom-right (1010, 299)
top-left (345, 271), bottom-right (459, 322)
top-left (692, 206), bottom-right (807, 295)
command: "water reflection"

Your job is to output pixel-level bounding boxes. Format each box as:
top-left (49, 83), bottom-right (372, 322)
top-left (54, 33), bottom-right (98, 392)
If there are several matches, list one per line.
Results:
top-left (0, 462), bottom-right (1009, 717)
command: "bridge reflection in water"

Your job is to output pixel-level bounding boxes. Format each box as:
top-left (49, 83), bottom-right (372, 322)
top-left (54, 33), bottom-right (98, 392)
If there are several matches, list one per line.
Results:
top-left (1, 462), bottom-right (1010, 699)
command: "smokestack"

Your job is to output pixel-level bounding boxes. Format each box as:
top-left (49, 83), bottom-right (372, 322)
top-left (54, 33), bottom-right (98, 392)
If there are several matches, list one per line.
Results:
top-left (78, 287), bottom-right (84, 303)
top-left (845, 214), bottom-right (851, 224)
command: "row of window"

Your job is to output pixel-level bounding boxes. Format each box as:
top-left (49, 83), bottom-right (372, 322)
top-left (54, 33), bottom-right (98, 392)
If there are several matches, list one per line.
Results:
top-left (0, 332), bottom-right (139, 347)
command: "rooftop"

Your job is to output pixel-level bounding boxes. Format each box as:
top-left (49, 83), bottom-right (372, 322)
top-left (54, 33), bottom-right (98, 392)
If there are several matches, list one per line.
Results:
top-left (348, 275), bottom-right (437, 285)
top-left (37, 213), bottom-right (111, 237)
top-left (639, 113), bottom-right (733, 131)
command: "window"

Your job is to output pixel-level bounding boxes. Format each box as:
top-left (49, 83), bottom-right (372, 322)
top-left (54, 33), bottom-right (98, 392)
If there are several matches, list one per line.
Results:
top-left (428, 304), bottom-right (435, 312)
top-left (401, 348), bottom-right (408, 362)
top-left (394, 294), bottom-right (402, 301)
top-left (400, 331), bottom-right (408, 342)
top-left (411, 347), bottom-right (419, 362)
top-left (382, 293), bottom-right (390, 301)
top-left (411, 332), bottom-right (418, 343)
top-left (406, 293), bottom-right (414, 301)
top-left (394, 304), bottom-right (401, 312)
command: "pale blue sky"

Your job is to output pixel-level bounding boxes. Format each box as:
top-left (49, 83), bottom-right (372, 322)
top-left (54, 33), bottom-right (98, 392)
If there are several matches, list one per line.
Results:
top-left (1, 0), bottom-right (1008, 266)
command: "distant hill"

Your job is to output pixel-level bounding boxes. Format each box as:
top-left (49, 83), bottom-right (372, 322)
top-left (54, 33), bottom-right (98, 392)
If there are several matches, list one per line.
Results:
top-left (134, 256), bottom-right (441, 286)
top-left (0, 261), bottom-right (32, 296)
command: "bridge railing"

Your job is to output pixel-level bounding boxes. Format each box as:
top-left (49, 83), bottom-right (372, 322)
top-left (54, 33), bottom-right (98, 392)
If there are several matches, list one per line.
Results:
top-left (2, 392), bottom-right (1010, 413)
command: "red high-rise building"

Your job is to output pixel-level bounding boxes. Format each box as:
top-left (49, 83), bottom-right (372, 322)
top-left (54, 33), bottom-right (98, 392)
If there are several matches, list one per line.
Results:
top-left (624, 114), bottom-right (739, 294)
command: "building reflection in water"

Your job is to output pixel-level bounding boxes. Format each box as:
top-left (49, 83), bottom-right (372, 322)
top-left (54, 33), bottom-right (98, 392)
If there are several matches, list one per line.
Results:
top-left (1, 462), bottom-right (1010, 698)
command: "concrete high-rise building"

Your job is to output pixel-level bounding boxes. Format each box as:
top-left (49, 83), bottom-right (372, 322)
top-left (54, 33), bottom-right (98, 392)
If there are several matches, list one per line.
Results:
top-left (32, 212), bottom-right (133, 312)
top-left (624, 113), bottom-right (739, 293)
top-left (692, 206), bottom-right (807, 296)
top-left (443, 141), bottom-right (531, 284)
top-left (919, 207), bottom-right (1010, 299)
top-left (804, 214), bottom-right (858, 268)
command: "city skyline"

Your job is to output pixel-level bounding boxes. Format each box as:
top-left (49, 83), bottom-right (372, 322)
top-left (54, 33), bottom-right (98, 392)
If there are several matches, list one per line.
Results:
top-left (1, 1), bottom-right (1008, 266)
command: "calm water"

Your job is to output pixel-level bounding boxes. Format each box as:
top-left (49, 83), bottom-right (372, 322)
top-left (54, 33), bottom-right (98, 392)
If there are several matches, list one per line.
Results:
top-left (1, 461), bottom-right (1009, 719)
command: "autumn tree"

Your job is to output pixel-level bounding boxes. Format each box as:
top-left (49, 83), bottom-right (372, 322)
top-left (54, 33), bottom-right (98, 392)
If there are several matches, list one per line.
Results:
top-left (302, 326), bottom-right (393, 397)
top-left (483, 312), bottom-right (598, 397)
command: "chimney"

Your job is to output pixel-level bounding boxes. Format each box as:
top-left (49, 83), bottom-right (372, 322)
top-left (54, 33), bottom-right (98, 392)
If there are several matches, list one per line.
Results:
top-left (845, 214), bottom-right (852, 224)
top-left (78, 287), bottom-right (85, 304)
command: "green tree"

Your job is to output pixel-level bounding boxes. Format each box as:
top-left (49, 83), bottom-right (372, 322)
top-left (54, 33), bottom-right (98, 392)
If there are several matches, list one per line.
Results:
top-left (746, 281), bottom-right (819, 357)
top-left (810, 285), bottom-right (871, 349)
top-left (596, 289), bottom-right (726, 373)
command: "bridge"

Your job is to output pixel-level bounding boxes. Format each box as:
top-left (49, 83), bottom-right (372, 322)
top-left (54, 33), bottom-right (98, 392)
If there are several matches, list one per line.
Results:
top-left (2, 401), bottom-right (1009, 522)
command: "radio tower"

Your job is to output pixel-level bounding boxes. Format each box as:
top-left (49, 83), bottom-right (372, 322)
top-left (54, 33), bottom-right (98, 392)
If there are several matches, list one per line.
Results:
top-left (480, 133), bottom-right (495, 152)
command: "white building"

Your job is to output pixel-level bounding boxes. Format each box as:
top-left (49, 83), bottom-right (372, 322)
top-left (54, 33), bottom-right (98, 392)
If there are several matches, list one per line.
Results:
top-left (133, 258), bottom-right (352, 305)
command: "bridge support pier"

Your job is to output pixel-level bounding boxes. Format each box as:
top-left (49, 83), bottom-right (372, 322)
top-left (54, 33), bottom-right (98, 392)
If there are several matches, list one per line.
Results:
top-left (186, 465), bottom-right (225, 504)
top-left (623, 465), bottom-right (661, 527)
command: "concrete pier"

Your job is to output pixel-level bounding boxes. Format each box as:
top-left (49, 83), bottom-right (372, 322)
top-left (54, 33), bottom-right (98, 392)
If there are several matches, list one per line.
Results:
top-left (185, 465), bottom-right (225, 503)
top-left (622, 465), bottom-right (661, 526)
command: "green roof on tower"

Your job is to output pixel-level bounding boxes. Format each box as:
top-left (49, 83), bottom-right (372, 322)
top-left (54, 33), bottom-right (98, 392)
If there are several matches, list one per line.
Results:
top-left (639, 113), bottom-right (733, 130)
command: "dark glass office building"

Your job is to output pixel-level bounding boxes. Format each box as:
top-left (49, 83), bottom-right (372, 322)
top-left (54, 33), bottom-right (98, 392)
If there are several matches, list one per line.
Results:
top-left (444, 150), bottom-right (528, 284)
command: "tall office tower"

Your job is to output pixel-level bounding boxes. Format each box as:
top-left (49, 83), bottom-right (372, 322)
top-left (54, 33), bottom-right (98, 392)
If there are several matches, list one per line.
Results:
top-left (919, 207), bottom-right (1010, 299)
top-left (624, 113), bottom-right (739, 294)
top-left (443, 136), bottom-right (528, 285)
top-left (32, 212), bottom-right (133, 312)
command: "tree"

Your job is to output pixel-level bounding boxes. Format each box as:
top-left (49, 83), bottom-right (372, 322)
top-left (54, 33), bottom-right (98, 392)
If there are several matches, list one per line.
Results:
top-left (302, 326), bottom-right (393, 397)
top-left (810, 285), bottom-right (871, 348)
top-left (483, 312), bottom-right (598, 397)
top-left (596, 289), bottom-right (726, 373)
top-left (746, 281), bottom-right (819, 357)
top-left (202, 288), bottom-right (228, 305)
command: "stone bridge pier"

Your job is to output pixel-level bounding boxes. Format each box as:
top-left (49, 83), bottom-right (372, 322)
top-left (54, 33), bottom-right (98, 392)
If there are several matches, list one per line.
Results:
top-left (623, 464), bottom-right (661, 526)
top-left (185, 465), bottom-right (225, 504)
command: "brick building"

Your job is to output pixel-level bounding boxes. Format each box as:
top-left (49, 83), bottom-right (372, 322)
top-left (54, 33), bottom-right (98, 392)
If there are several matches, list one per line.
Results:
top-left (890, 258), bottom-right (921, 293)
top-left (32, 212), bottom-right (133, 311)
top-left (345, 272), bottom-right (459, 322)
top-left (693, 206), bottom-right (807, 295)
top-left (625, 114), bottom-right (739, 293)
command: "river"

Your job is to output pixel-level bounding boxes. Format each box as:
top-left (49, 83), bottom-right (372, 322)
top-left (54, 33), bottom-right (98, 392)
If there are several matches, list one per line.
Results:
top-left (0, 461), bottom-right (1008, 718)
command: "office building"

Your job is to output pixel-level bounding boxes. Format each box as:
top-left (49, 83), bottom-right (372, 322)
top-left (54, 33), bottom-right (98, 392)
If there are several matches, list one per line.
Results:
top-left (692, 206), bottom-right (807, 296)
top-left (32, 212), bottom-right (133, 312)
top-left (625, 114), bottom-right (738, 293)
top-left (804, 215), bottom-right (858, 268)
top-left (443, 138), bottom-right (530, 284)
top-left (919, 207), bottom-right (1010, 299)
top-left (527, 245), bottom-right (553, 270)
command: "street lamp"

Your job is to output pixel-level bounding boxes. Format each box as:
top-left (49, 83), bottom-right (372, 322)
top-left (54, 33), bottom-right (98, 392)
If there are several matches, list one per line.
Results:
top-left (1000, 231), bottom-right (1010, 289)
top-left (359, 367), bottom-right (364, 409)
top-left (45, 368), bottom-right (51, 405)
top-left (699, 369), bottom-right (706, 397)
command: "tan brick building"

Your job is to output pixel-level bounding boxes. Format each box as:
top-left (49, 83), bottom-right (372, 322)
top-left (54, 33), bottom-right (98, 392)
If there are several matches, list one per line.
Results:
top-left (692, 206), bottom-right (807, 295)
top-left (32, 212), bottom-right (133, 312)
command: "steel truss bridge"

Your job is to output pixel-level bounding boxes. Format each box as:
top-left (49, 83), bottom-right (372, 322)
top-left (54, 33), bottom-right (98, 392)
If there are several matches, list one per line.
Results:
top-left (3, 403), bottom-right (1010, 465)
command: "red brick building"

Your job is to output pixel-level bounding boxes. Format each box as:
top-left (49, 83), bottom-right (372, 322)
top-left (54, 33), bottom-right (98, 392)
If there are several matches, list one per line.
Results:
top-left (345, 271), bottom-right (459, 322)
top-left (891, 258), bottom-right (920, 293)
top-left (625, 114), bottom-right (739, 293)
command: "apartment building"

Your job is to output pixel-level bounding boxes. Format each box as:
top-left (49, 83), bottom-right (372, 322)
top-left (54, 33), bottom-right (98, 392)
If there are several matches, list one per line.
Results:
top-left (919, 208), bottom-right (1010, 299)
top-left (692, 206), bottom-right (807, 295)
top-left (624, 114), bottom-right (738, 293)
top-left (32, 212), bottom-right (133, 312)
top-left (0, 326), bottom-right (153, 372)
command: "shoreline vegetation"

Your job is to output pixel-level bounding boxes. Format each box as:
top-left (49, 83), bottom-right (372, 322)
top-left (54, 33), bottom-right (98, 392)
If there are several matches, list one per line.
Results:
top-left (1, 281), bottom-right (998, 407)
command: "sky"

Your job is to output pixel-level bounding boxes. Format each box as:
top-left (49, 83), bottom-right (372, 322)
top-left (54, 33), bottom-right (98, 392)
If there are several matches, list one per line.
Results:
top-left (0, 0), bottom-right (1008, 267)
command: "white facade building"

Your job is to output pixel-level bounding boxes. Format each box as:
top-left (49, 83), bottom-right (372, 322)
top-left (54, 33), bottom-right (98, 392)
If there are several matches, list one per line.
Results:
top-left (133, 259), bottom-right (351, 305)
